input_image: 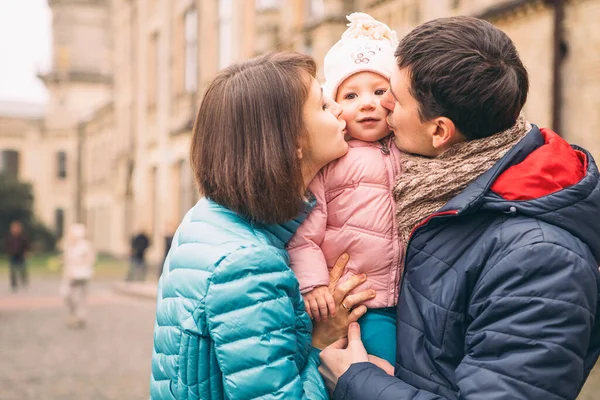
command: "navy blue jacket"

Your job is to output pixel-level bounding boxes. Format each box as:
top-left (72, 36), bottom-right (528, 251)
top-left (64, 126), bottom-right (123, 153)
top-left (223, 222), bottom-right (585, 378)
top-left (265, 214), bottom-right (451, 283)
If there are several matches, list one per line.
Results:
top-left (334, 126), bottom-right (600, 400)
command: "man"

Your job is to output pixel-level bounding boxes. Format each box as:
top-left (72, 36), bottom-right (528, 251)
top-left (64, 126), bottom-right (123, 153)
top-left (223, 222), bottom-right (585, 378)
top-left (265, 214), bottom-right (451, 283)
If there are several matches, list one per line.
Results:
top-left (126, 230), bottom-right (150, 282)
top-left (4, 221), bottom-right (30, 291)
top-left (319, 16), bottom-right (600, 399)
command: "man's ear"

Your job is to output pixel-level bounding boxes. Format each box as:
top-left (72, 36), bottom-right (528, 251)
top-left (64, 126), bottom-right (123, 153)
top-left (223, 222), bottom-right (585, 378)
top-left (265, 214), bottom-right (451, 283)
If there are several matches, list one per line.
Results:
top-left (297, 147), bottom-right (303, 160)
top-left (431, 117), bottom-right (465, 151)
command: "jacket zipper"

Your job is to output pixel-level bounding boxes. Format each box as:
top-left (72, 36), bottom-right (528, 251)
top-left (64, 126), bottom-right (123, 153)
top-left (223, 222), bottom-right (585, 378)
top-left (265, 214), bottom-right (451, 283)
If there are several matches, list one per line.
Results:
top-left (382, 136), bottom-right (399, 306)
top-left (379, 138), bottom-right (390, 155)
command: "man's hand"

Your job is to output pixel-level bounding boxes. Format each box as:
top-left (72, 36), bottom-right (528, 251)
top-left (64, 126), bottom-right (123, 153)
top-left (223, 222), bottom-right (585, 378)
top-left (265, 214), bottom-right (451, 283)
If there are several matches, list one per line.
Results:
top-left (368, 354), bottom-right (394, 375)
top-left (303, 286), bottom-right (336, 322)
top-left (319, 322), bottom-right (369, 394)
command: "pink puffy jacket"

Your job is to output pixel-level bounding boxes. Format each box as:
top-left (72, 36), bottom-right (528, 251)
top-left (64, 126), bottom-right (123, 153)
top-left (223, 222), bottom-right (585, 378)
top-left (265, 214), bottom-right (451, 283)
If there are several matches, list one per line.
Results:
top-left (288, 135), bottom-right (404, 309)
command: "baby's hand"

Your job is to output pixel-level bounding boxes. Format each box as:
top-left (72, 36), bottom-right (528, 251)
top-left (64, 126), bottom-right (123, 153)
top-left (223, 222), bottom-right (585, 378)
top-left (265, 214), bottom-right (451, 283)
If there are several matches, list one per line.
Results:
top-left (303, 286), bottom-right (336, 322)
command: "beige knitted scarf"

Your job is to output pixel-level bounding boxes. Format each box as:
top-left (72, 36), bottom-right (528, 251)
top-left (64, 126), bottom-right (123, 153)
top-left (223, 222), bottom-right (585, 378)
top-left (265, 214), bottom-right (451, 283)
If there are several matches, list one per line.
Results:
top-left (394, 115), bottom-right (531, 246)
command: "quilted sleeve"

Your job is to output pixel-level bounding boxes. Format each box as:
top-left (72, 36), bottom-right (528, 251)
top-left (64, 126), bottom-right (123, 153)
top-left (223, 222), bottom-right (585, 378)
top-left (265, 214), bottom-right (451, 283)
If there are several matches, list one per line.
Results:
top-left (205, 246), bottom-right (328, 399)
top-left (333, 243), bottom-right (599, 400)
top-left (288, 171), bottom-right (331, 294)
top-left (456, 242), bottom-right (598, 399)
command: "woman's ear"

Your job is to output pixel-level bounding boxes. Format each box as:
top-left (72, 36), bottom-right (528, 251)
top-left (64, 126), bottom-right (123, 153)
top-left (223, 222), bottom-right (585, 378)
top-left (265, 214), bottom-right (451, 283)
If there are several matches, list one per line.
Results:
top-left (297, 147), bottom-right (303, 160)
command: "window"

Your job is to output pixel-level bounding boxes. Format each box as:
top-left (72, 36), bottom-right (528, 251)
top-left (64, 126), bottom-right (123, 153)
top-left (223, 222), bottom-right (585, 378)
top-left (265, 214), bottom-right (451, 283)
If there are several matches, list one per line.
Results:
top-left (305, 0), bottom-right (324, 20)
top-left (256, 0), bottom-right (280, 10)
top-left (0, 150), bottom-right (19, 180)
top-left (303, 36), bottom-right (313, 57)
top-left (179, 159), bottom-right (195, 221)
top-left (218, 0), bottom-right (234, 69)
top-left (184, 8), bottom-right (198, 93)
top-left (55, 208), bottom-right (64, 239)
top-left (57, 151), bottom-right (67, 179)
top-left (150, 166), bottom-right (158, 235)
top-left (148, 32), bottom-right (160, 106)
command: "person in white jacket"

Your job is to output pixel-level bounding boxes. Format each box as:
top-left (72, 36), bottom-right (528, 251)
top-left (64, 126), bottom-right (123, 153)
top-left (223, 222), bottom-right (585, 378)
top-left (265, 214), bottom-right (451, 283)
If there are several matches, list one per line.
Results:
top-left (61, 224), bottom-right (96, 328)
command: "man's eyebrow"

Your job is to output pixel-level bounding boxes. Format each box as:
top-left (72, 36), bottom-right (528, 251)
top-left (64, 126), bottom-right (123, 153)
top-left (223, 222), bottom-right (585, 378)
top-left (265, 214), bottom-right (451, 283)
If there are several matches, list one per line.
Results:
top-left (320, 87), bottom-right (323, 102)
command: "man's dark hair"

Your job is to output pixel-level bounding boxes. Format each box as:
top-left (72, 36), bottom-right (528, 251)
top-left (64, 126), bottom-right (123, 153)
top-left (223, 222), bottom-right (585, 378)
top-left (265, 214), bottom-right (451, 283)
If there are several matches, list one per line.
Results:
top-left (395, 16), bottom-right (529, 140)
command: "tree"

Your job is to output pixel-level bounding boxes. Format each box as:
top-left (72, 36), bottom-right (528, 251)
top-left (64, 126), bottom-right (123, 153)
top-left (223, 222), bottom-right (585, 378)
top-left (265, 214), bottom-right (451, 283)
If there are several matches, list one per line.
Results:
top-left (0, 174), bottom-right (56, 252)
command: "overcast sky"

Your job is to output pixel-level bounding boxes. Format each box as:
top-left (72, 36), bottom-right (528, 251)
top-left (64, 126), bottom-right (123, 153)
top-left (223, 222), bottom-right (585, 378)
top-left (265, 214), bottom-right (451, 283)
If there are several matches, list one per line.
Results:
top-left (0, 0), bottom-right (51, 104)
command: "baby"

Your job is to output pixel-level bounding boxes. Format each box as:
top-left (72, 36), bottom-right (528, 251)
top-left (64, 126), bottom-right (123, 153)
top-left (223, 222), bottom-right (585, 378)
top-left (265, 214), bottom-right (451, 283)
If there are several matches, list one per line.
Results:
top-left (288, 13), bottom-right (403, 364)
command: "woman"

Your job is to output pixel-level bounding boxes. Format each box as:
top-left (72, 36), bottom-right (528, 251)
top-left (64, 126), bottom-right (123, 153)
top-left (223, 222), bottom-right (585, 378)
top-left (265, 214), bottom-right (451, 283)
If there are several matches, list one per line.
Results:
top-left (150, 52), bottom-right (375, 399)
top-left (61, 223), bottom-right (96, 329)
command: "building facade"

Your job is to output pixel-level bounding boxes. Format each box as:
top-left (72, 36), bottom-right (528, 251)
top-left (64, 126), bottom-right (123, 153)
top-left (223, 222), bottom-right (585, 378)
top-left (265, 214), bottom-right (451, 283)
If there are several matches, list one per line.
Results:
top-left (0, 0), bottom-right (598, 263)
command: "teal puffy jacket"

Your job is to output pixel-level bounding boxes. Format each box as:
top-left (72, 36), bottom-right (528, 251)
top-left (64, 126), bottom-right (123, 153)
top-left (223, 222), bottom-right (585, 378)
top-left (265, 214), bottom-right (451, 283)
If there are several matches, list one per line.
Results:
top-left (150, 198), bottom-right (327, 399)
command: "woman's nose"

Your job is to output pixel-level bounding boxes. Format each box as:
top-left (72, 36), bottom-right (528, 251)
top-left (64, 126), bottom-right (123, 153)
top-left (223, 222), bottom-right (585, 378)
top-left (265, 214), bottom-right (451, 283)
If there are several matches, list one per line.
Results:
top-left (331, 100), bottom-right (343, 118)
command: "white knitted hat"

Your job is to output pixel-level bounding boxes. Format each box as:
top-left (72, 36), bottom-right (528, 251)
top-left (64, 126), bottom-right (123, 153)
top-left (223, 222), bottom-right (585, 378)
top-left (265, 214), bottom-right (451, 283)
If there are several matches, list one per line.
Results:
top-left (323, 13), bottom-right (399, 100)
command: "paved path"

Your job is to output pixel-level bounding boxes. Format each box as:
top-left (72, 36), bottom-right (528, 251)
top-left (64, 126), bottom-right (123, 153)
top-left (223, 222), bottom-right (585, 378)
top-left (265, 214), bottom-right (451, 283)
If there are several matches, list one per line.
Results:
top-left (0, 277), bottom-right (598, 399)
top-left (0, 278), bottom-right (156, 400)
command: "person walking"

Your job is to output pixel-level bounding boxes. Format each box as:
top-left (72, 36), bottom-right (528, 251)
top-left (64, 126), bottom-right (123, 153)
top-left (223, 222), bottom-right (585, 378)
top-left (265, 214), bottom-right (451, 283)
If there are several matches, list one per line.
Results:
top-left (127, 230), bottom-right (150, 281)
top-left (61, 224), bottom-right (96, 329)
top-left (4, 221), bottom-right (30, 292)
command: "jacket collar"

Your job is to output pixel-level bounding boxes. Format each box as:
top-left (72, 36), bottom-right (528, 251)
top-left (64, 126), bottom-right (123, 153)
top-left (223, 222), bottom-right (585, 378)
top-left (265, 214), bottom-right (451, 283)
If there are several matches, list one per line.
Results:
top-left (440, 125), bottom-right (546, 214)
top-left (261, 198), bottom-right (316, 248)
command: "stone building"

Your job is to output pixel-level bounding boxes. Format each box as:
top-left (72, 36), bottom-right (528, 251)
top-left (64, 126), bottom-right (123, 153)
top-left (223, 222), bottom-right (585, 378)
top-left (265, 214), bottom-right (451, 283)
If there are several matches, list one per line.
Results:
top-left (1, 0), bottom-right (598, 263)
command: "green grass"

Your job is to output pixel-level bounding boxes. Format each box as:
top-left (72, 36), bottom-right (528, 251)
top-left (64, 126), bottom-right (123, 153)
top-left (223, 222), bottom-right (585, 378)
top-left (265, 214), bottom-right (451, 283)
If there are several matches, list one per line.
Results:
top-left (0, 253), bottom-right (129, 280)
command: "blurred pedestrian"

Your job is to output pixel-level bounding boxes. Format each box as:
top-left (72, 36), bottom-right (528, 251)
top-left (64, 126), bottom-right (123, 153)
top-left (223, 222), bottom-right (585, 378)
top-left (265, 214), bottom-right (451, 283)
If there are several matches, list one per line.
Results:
top-left (126, 230), bottom-right (150, 281)
top-left (4, 221), bottom-right (30, 292)
top-left (61, 224), bottom-right (96, 329)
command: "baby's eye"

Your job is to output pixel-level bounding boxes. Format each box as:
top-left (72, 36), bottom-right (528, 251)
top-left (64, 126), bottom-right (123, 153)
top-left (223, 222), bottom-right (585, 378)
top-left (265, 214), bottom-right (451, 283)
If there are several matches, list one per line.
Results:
top-left (375, 89), bottom-right (386, 96)
top-left (322, 102), bottom-right (330, 111)
top-left (344, 93), bottom-right (357, 100)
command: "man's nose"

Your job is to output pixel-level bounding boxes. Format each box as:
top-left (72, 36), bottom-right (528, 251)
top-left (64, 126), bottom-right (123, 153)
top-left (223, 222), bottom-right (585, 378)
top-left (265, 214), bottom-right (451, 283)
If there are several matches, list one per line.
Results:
top-left (381, 90), bottom-right (394, 111)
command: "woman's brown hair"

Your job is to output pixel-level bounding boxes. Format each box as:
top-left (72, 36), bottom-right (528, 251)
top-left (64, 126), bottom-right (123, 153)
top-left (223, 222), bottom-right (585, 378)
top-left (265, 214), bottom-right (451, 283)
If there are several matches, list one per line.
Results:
top-left (190, 52), bottom-right (317, 224)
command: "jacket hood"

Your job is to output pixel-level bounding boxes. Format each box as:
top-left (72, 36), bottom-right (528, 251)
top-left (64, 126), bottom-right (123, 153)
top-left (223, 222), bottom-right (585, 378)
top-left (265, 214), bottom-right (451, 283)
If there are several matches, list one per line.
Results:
top-left (440, 125), bottom-right (600, 262)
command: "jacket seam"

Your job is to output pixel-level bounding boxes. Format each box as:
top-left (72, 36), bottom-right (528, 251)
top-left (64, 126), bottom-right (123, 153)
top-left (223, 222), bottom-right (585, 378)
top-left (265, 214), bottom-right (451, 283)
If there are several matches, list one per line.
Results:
top-left (533, 181), bottom-right (596, 216)
top-left (471, 295), bottom-right (595, 316)
top-left (191, 244), bottom-right (251, 350)
top-left (404, 281), bottom-right (463, 315)
top-left (325, 222), bottom-right (393, 239)
top-left (225, 351), bottom-right (296, 378)
top-left (459, 360), bottom-right (569, 400)
top-left (375, 381), bottom-right (404, 400)
top-left (477, 241), bottom-right (593, 286)
top-left (288, 243), bottom-right (322, 253)
top-left (325, 182), bottom-right (391, 197)
top-left (468, 328), bottom-right (583, 360)
top-left (210, 270), bottom-right (289, 288)
top-left (395, 363), bottom-right (445, 391)
top-left (214, 321), bottom-right (294, 347)
top-left (340, 364), bottom-right (372, 399)
top-left (396, 319), bottom-right (441, 350)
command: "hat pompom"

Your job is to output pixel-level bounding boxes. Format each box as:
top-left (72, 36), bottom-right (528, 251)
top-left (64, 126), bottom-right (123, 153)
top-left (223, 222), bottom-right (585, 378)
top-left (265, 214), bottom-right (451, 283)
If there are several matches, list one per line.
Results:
top-left (342, 13), bottom-right (398, 44)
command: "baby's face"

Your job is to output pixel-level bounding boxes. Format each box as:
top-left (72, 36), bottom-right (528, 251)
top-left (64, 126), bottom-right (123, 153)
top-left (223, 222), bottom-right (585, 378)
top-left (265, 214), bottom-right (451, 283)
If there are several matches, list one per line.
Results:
top-left (335, 71), bottom-right (391, 142)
